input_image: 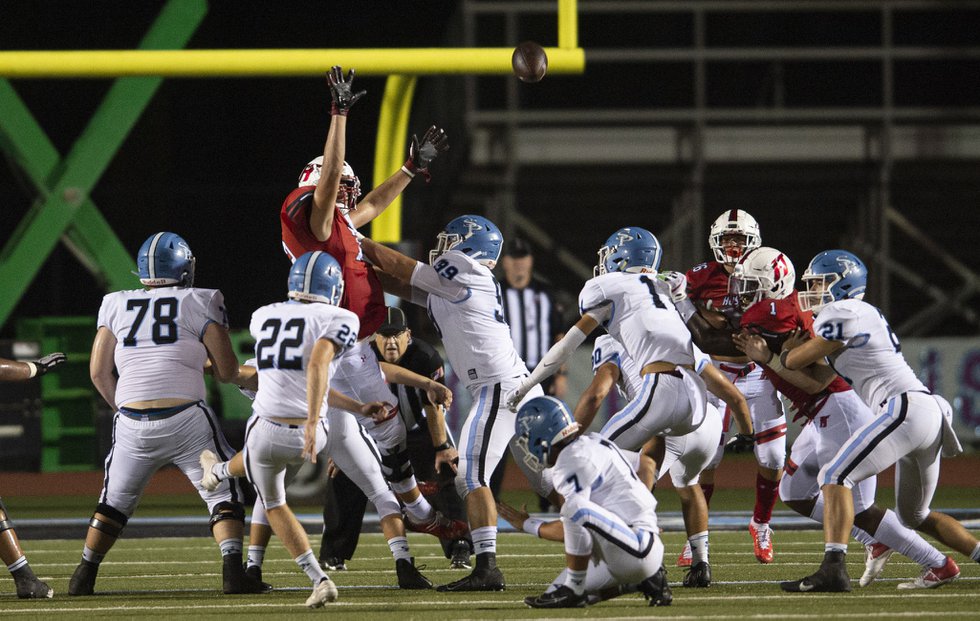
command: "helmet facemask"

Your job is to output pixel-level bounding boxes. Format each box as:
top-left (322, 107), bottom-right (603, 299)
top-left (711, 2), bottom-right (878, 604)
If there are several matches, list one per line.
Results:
top-left (798, 271), bottom-right (837, 314)
top-left (709, 210), bottom-right (762, 266)
top-left (429, 231), bottom-right (463, 265)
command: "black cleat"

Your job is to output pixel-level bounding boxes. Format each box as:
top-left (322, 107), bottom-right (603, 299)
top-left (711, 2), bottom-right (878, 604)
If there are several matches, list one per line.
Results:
top-left (320, 557), bottom-right (347, 571)
top-left (780, 566), bottom-right (852, 593)
top-left (449, 540), bottom-right (472, 570)
top-left (524, 585), bottom-right (587, 609)
top-left (223, 558), bottom-right (269, 594)
top-left (436, 567), bottom-right (505, 592)
top-left (15, 576), bottom-right (53, 599)
top-left (243, 565), bottom-right (273, 593)
top-left (637, 567), bottom-right (673, 606)
top-left (68, 560), bottom-right (99, 596)
top-left (396, 557), bottom-right (433, 590)
top-left (683, 561), bottom-right (711, 588)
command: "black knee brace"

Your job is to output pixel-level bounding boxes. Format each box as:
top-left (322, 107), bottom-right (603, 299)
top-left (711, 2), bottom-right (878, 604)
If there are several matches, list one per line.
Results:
top-left (209, 501), bottom-right (246, 533)
top-left (381, 448), bottom-right (415, 484)
top-left (0, 496), bottom-right (13, 534)
top-left (89, 503), bottom-right (129, 538)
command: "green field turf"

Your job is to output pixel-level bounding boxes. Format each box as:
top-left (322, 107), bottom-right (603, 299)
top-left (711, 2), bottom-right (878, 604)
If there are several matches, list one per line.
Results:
top-left (2, 530), bottom-right (977, 619)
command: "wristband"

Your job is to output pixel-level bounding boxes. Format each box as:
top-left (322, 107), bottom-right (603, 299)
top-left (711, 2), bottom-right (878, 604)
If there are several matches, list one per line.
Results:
top-left (675, 298), bottom-right (697, 324)
top-left (26, 362), bottom-right (38, 379)
top-left (400, 164), bottom-right (415, 179)
top-left (433, 441), bottom-right (451, 452)
top-left (766, 351), bottom-right (785, 373)
top-left (523, 517), bottom-right (546, 537)
top-left (779, 349), bottom-right (792, 370)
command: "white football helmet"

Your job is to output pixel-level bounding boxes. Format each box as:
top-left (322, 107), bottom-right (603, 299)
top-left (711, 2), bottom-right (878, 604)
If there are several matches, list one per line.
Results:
top-left (709, 209), bottom-right (761, 265)
top-left (297, 156), bottom-right (361, 213)
top-left (731, 246), bottom-right (795, 308)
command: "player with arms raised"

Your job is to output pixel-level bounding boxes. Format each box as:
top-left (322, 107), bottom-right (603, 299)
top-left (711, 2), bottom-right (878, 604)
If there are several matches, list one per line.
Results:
top-left (279, 65), bottom-right (460, 539)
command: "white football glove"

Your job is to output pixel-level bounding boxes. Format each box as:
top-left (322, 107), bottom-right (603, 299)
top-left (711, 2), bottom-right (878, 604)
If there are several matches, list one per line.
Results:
top-left (658, 271), bottom-right (688, 303)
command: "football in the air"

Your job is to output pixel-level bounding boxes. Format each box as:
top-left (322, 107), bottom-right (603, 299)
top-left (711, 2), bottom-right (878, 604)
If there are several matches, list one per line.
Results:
top-left (512, 41), bottom-right (548, 83)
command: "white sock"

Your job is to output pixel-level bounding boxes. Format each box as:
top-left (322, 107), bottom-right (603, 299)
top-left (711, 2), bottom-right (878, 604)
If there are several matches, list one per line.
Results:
top-left (825, 542), bottom-right (848, 554)
top-left (295, 549), bottom-right (327, 585)
top-left (387, 536), bottom-right (411, 562)
top-left (218, 538), bottom-right (243, 557)
top-left (6, 555), bottom-right (28, 573)
top-left (971, 543), bottom-right (980, 563)
top-left (688, 531), bottom-right (709, 564)
top-left (246, 545), bottom-right (266, 568)
top-left (403, 494), bottom-right (435, 522)
top-left (472, 526), bottom-right (497, 556)
top-left (873, 509), bottom-right (945, 568)
top-left (82, 546), bottom-right (105, 564)
top-left (563, 568), bottom-right (587, 595)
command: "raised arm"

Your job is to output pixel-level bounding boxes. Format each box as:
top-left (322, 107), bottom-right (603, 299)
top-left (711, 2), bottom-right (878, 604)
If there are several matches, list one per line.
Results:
top-left (349, 125), bottom-right (449, 229)
top-left (310, 66), bottom-right (365, 241)
top-left (361, 238), bottom-right (418, 282)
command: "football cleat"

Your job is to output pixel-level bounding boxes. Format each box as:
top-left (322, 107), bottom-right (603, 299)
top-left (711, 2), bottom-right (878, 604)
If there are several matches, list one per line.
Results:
top-left (305, 577), bottom-right (338, 608)
top-left (781, 554), bottom-right (851, 593)
top-left (676, 541), bottom-right (693, 567)
top-left (15, 576), bottom-right (53, 599)
top-left (396, 557), bottom-right (433, 590)
top-left (859, 543), bottom-right (894, 587)
top-left (683, 561), bottom-right (711, 588)
top-left (199, 450), bottom-right (221, 492)
top-left (749, 519), bottom-right (774, 564)
top-left (404, 510), bottom-right (469, 541)
top-left (244, 565), bottom-right (273, 593)
top-left (524, 585), bottom-right (587, 609)
top-left (68, 560), bottom-right (99, 596)
top-left (897, 556), bottom-right (959, 590)
top-left (223, 557), bottom-right (269, 594)
top-left (637, 567), bottom-right (673, 607)
top-left (436, 567), bottom-right (505, 592)
top-left (449, 540), bottom-right (472, 570)
top-left (320, 557), bottom-right (347, 571)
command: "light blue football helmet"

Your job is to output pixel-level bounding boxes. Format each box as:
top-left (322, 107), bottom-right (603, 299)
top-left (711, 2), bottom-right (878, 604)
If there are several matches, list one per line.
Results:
top-left (288, 251), bottom-right (345, 305)
top-left (799, 249), bottom-right (867, 314)
top-left (137, 232), bottom-right (195, 287)
top-left (429, 215), bottom-right (504, 267)
top-left (515, 396), bottom-right (580, 468)
top-left (595, 227), bottom-right (663, 276)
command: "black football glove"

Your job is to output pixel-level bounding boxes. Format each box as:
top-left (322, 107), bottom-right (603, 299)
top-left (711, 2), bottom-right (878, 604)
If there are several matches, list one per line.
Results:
top-left (31, 352), bottom-right (67, 377)
top-left (403, 125), bottom-right (449, 182)
top-left (725, 433), bottom-right (755, 454)
top-left (326, 65), bottom-right (366, 116)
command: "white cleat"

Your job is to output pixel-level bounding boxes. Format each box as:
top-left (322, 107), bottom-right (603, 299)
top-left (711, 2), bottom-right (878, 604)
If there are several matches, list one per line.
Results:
top-left (859, 542), bottom-right (894, 587)
top-left (306, 577), bottom-right (339, 608)
top-left (199, 450), bottom-right (221, 492)
top-left (897, 556), bottom-right (960, 590)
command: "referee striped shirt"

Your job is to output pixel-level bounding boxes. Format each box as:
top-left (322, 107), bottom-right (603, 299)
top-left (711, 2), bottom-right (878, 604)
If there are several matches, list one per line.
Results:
top-left (500, 281), bottom-right (557, 370)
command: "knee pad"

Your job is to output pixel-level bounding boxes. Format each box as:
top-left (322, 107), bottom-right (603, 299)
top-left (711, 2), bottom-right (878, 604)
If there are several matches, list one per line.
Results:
top-left (381, 448), bottom-right (415, 485)
top-left (209, 501), bottom-right (246, 533)
top-left (454, 474), bottom-right (472, 500)
top-left (897, 505), bottom-right (929, 529)
top-left (90, 503), bottom-right (130, 538)
top-left (754, 442), bottom-right (786, 471)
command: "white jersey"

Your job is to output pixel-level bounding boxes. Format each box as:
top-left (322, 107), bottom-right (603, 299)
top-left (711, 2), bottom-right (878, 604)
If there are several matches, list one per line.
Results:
top-left (551, 433), bottom-right (658, 532)
top-left (814, 298), bottom-right (926, 410)
top-left (97, 287), bottom-right (227, 408)
top-left (411, 250), bottom-right (526, 389)
top-left (249, 301), bottom-right (359, 421)
top-left (579, 273), bottom-right (695, 370)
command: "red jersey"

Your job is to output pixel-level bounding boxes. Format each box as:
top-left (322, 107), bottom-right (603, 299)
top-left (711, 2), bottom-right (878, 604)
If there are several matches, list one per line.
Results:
top-left (686, 261), bottom-right (740, 317)
top-left (740, 291), bottom-right (851, 421)
top-left (280, 187), bottom-right (386, 339)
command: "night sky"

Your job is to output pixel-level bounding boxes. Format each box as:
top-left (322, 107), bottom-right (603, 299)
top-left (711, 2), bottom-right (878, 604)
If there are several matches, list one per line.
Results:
top-left (2, 1), bottom-right (979, 337)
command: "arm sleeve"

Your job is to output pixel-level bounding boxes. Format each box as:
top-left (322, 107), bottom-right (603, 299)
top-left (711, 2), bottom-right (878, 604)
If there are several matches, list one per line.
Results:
top-left (409, 260), bottom-right (471, 303)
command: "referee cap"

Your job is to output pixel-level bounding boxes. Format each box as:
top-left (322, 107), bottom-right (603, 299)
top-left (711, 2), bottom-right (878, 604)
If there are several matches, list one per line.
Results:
top-left (377, 307), bottom-right (409, 337)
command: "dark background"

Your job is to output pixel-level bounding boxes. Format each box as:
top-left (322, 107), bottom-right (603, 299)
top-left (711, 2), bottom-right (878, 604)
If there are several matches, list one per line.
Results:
top-left (2, 1), bottom-right (979, 336)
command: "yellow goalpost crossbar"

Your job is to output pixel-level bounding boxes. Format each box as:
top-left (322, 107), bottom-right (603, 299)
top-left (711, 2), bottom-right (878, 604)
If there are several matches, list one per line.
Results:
top-left (0, 48), bottom-right (584, 78)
